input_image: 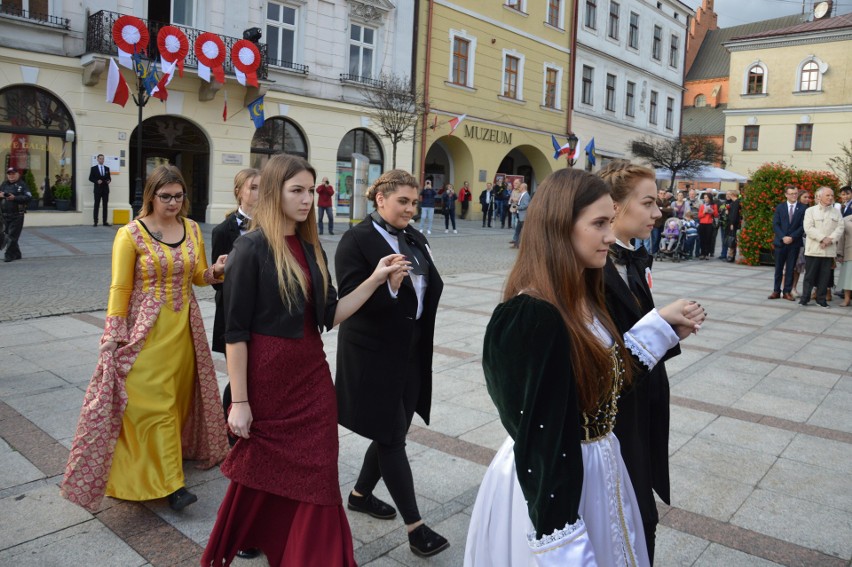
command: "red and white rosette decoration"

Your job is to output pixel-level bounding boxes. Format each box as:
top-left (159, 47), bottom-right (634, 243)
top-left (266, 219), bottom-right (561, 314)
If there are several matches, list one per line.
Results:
top-left (230, 39), bottom-right (261, 87)
top-left (157, 26), bottom-right (189, 80)
top-left (112, 15), bottom-right (149, 69)
top-left (195, 32), bottom-right (226, 84)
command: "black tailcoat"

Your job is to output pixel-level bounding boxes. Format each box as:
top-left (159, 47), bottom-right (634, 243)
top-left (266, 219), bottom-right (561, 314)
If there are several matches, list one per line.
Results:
top-left (211, 212), bottom-right (241, 353)
top-left (335, 218), bottom-right (443, 444)
top-left (604, 252), bottom-right (679, 528)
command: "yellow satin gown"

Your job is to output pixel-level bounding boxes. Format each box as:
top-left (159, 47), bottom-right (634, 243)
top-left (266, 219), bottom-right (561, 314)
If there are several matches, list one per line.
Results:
top-left (104, 218), bottom-right (209, 501)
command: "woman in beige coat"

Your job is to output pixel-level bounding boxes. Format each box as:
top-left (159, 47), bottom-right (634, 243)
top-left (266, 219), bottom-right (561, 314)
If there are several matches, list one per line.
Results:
top-left (837, 215), bottom-right (852, 306)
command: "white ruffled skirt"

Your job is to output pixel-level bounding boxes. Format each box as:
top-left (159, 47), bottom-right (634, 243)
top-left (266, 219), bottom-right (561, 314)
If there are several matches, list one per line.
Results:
top-left (464, 433), bottom-right (650, 567)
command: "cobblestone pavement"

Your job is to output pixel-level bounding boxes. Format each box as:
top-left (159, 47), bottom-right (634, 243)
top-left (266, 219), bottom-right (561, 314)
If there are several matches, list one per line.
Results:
top-left (0, 218), bottom-right (519, 322)
top-left (1, 218), bottom-right (851, 566)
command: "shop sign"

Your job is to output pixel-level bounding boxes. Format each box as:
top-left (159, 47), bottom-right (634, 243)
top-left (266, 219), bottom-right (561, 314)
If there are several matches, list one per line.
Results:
top-left (463, 125), bottom-right (512, 145)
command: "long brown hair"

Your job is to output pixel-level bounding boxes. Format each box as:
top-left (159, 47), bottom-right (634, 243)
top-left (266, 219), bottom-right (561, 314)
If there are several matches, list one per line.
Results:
top-left (365, 169), bottom-right (419, 203)
top-left (251, 154), bottom-right (327, 311)
top-left (504, 168), bottom-right (629, 412)
top-left (136, 165), bottom-right (190, 220)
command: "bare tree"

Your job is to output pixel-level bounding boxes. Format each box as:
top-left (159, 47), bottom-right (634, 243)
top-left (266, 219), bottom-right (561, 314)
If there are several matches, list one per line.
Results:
top-left (630, 136), bottom-right (722, 189)
top-left (827, 140), bottom-right (852, 186)
top-left (358, 74), bottom-right (425, 169)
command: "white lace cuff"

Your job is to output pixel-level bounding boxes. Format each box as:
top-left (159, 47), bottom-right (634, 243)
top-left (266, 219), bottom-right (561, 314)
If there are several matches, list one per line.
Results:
top-left (624, 309), bottom-right (679, 370)
top-left (527, 518), bottom-right (596, 566)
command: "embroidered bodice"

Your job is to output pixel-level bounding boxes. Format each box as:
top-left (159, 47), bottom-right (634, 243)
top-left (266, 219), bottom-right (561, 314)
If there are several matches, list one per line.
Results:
top-left (581, 346), bottom-right (625, 442)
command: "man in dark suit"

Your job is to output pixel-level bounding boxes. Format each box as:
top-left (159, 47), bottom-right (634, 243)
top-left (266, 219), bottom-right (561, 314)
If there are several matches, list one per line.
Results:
top-left (770, 185), bottom-right (806, 300)
top-left (840, 186), bottom-right (852, 218)
top-left (88, 154), bottom-right (111, 226)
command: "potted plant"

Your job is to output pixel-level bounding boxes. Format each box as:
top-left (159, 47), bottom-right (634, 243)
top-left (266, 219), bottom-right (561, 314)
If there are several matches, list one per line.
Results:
top-left (23, 169), bottom-right (40, 210)
top-left (53, 171), bottom-right (73, 211)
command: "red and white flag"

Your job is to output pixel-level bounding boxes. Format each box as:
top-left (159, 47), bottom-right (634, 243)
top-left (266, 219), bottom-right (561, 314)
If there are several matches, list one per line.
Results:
top-left (222, 90), bottom-right (228, 122)
top-left (106, 58), bottom-right (130, 107)
top-left (448, 113), bottom-right (467, 135)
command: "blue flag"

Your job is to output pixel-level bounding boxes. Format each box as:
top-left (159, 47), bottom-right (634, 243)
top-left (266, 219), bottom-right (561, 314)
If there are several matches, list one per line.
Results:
top-left (132, 53), bottom-right (145, 78)
top-left (585, 138), bottom-right (596, 167)
top-left (142, 62), bottom-right (160, 96)
top-left (249, 96), bottom-right (265, 129)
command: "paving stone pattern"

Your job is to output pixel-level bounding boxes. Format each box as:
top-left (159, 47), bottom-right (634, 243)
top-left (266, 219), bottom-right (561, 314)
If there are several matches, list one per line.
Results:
top-left (1, 221), bottom-right (851, 566)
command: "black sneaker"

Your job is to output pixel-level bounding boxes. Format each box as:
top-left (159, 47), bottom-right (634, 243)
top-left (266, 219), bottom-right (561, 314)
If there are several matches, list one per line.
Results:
top-left (408, 524), bottom-right (450, 557)
top-left (817, 302), bottom-right (830, 309)
top-left (347, 492), bottom-right (397, 519)
top-left (167, 487), bottom-right (197, 511)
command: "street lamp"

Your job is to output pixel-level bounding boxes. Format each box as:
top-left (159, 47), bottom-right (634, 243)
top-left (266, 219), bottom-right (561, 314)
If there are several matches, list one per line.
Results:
top-left (131, 63), bottom-right (152, 217)
top-left (566, 132), bottom-right (579, 168)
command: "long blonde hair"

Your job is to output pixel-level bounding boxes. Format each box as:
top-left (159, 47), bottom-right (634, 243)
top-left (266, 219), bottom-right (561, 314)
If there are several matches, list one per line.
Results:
top-left (226, 167), bottom-right (260, 216)
top-left (251, 154), bottom-right (328, 311)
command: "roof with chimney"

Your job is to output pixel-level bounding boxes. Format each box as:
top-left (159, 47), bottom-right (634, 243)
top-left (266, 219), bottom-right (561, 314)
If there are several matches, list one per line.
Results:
top-left (730, 12), bottom-right (852, 41)
top-left (685, 14), bottom-right (805, 81)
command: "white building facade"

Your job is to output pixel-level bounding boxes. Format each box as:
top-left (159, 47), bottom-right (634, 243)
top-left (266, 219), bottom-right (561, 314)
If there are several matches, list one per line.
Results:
top-left (572, 0), bottom-right (692, 169)
top-left (0, 0), bottom-right (413, 226)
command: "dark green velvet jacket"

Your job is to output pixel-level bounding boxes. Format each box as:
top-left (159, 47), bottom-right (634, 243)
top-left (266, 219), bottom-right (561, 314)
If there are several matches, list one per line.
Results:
top-left (483, 294), bottom-right (584, 539)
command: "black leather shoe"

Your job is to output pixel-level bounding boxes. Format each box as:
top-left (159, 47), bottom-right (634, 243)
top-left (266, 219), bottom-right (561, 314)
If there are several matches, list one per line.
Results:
top-left (103, 222), bottom-right (111, 227)
top-left (167, 487), bottom-right (197, 511)
top-left (408, 524), bottom-right (450, 557)
top-left (236, 548), bottom-right (261, 559)
top-left (93, 222), bottom-right (98, 227)
top-left (347, 492), bottom-right (397, 519)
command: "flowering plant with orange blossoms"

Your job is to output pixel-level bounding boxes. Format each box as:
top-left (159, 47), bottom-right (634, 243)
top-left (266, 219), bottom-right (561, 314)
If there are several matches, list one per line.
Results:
top-left (739, 163), bottom-right (839, 265)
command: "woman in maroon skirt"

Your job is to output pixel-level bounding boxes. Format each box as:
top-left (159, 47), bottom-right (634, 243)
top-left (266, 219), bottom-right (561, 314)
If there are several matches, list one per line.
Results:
top-left (201, 154), bottom-right (407, 566)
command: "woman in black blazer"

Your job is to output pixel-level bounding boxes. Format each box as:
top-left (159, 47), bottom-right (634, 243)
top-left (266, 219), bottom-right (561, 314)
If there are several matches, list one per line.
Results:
top-left (211, 168), bottom-right (260, 356)
top-left (598, 161), bottom-right (706, 564)
top-left (335, 169), bottom-right (449, 558)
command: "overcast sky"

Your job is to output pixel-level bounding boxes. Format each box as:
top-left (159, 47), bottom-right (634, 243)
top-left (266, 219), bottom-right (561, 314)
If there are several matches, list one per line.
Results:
top-left (683, 0), bottom-right (852, 27)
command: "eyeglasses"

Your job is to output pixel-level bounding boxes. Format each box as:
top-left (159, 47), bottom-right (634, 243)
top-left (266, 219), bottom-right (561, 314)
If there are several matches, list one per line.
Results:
top-left (155, 192), bottom-right (185, 203)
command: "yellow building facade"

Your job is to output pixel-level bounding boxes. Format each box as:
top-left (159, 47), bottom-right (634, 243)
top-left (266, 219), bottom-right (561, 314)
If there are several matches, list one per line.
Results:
top-left (723, 16), bottom-right (852, 176)
top-left (415, 1), bottom-right (575, 220)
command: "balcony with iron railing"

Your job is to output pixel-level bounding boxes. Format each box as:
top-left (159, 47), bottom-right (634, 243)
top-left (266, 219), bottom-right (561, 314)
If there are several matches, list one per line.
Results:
top-left (268, 58), bottom-right (309, 74)
top-left (0, 3), bottom-right (69, 29)
top-left (339, 74), bottom-right (385, 89)
top-left (85, 10), bottom-right (268, 81)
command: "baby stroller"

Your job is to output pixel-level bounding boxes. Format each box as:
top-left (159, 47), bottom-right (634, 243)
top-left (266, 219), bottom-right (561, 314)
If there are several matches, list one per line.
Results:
top-left (656, 217), bottom-right (685, 263)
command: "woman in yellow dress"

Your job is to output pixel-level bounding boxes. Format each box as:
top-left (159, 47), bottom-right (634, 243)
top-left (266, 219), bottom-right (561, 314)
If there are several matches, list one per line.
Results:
top-left (61, 165), bottom-right (229, 512)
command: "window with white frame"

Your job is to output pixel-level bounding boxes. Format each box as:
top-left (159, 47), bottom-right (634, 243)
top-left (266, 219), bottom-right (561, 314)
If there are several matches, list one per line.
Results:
top-left (628, 12), bottom-right (639, 49)
top-left (625, 81), bottom-right (635, 117)
top-left (543, 64), bottom-right (563, 109)
top-left (608, 2), bottom-right (619, 40)
top-left (669, 34), bottom-right (679, 68)
top-left (796, 57), bottom-right (825, 92)
top-left (582, 65), bottom-right (594, 105)
top-left (605, 74), bottom-right (616, 111)
top-left (502, 51), bottom-right (525, 100)
top-left (547, 0), bottom-right (564, 28)
top-left (266, 2), bottom-right (298, 67)
top-left (585, 0), bottom-right (597, 30)
top-left (652, 25), bottom-right (662, 60)
top-left (649, 90), bottom-right (658, 124)
top-left (795, 124), bottom-right (813, 150)
top-left (744, 62), bottom-right (768, 94)
top-left (665, 96), bottom-right (674, 130)
top-left (172, 0), bottom-right (195, 26)
top-left (349, 24), bottom-right (376, 79)
top-left (448, 30), bottom-right (478, 88)
top-left (694, 93), bottom-right (706, 107)
top-left (505, 0), bottom-right (527, 11)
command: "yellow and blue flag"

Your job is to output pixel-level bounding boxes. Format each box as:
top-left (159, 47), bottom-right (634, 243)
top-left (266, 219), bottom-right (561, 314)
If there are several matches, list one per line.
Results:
top-left (248, 96), bottom-right (265, 129)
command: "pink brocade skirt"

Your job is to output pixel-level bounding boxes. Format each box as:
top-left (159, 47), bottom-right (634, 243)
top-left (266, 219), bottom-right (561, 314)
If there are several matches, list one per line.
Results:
top-left (201, 481), bottom-right (357, 566)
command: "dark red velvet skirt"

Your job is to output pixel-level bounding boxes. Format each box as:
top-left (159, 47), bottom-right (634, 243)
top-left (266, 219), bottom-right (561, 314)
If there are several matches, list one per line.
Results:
top-left (201, 481), bottom-right (357, 566)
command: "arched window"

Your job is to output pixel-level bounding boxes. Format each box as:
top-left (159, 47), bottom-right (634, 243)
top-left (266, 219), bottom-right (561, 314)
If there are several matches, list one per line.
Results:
top-left (796, 58), bottom-right (827, 92)
top-left (337, 128), bottom-right (384, 164)
top-left (747, 65), bottom-right (764, 94)
top-left (694, 93), bottom-right (706, 108)
top-left (250, 117), bottom-right (308, 169)
top-left (0, 86), bottom-right (75, 210)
